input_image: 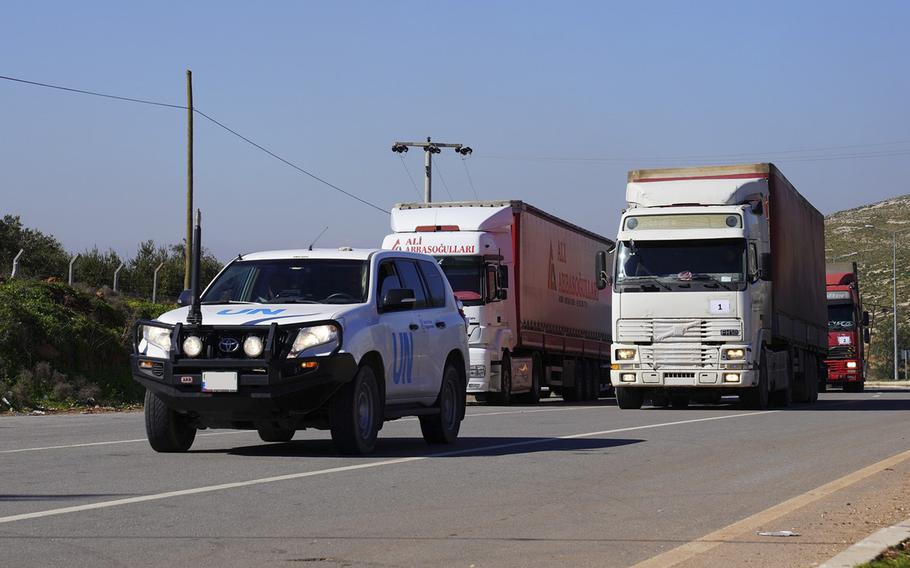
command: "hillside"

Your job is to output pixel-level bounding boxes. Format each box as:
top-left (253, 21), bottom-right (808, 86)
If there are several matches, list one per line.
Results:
top-left (825, 195), bottom-right (910, 379)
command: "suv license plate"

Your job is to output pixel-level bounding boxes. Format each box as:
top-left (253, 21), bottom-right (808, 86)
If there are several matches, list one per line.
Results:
top-left (202, 371), bottom-right (238, 392)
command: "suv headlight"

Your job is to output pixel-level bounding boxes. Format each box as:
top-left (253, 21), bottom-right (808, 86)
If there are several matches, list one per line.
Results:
top-left (722, 348), bottom-right (746, 360)
top-left (142, 325), bottom-right (172, 353)
top-left (615, 348), bottom-right (637, 361)
top-left (287, 324), bottom-right (339, 358)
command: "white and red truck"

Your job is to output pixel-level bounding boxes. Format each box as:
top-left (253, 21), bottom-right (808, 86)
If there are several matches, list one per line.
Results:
top-left (383, 201), bottom-right (613, 403)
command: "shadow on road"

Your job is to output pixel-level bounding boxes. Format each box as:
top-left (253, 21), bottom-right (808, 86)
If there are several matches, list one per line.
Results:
top-left (191, 436), bottom-right (641, 459)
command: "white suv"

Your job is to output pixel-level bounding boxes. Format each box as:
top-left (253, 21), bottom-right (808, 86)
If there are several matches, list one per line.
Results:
top-left (131, 248), bottom-right (469, 455)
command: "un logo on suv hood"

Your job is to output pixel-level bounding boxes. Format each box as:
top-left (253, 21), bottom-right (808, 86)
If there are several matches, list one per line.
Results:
top-left (219, 337), bottom-right (240, 353)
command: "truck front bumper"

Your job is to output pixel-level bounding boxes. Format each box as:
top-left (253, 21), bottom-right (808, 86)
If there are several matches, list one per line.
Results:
top-left (824, 359), bottom-right (863, 384)
top-left (610, 368), bottom-right (757, 388)
top-left (131, 353), bottom-right (358, 425)
top-left (466, 348), bottom-right (495, 393)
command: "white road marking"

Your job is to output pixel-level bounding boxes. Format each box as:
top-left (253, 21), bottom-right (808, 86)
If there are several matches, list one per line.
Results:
top-left (0, 410), bottom-right (776, 525)
top-left (0, 405), bottom-right (599, 454)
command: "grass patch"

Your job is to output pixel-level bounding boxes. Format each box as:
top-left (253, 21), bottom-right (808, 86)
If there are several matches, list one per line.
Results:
top-left (857, 538), bottom-right (910, 568)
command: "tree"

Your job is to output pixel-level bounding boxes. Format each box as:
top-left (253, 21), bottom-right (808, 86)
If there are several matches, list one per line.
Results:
top-left (0, 215), bottom-right (69, 279)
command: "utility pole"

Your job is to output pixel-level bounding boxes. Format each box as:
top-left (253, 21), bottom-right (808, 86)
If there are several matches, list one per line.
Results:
top-left (893, 231), bottom-right (899, 381)
top-left (184, 69), bottom-right (194, 290)
top-left (391, 137), bottom-right (472, 203)
top-left (68, 254), bottom-right (79, 285)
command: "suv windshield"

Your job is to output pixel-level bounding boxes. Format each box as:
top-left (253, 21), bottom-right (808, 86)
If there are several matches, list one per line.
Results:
top-left (437, 256), bottom-right (484, 306)
top-left (615, 238), bottom-right (747, 292)
top-left (828, 303), bottom-right (856, 330)
top-left (202, 259), bottom-right (369, 304)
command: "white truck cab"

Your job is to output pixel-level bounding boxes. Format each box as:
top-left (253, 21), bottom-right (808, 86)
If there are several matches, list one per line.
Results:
top-left (132, 248), bottom-right (469, 455)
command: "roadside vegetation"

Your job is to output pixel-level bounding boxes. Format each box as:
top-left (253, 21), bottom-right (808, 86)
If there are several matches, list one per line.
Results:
top-left (857, 538), bottom-right (910, 568)
top-left (0, 214), bottom-right (221, 413)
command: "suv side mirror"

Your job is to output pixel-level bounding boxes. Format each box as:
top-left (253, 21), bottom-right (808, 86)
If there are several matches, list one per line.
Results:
top-left (759, 253), bottom-right (772, 281)
top-left (381, 288), bottom-right (416, 311)
top-left (862, 311), bottom-right (870, 327)
top-left (177, 289), bottom-right (193, 306)
top-left (595, 251), bottom-right (610, 290)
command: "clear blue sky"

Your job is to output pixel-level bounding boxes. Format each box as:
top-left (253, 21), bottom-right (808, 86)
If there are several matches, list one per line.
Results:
top-left (2, 1), bottom-right (908, 260)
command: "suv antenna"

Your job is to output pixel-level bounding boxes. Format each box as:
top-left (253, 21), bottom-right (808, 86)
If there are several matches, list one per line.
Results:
top-left (186, 209), bottom-right (203, 326)
top-left (308, 226), bottom-right (329, 251)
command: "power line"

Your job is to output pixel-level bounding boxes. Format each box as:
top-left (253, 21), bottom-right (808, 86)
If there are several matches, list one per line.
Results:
top-left (461, 157), bottom-right (479, 200)
top-left (195, 110), bottom-right (389, 214)
top-left (398, 155), bottom-right (422, 199)
top-left (433, 158), bottom-right (455, 201)
top-left (0, 74), bottom-right (186, 110)
top-left (1, 73), bottom-right (389, 215)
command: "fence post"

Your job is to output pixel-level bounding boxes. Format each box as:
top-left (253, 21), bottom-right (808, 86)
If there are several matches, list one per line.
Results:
top-left (113, 262), bottom-right (125, 292)
top-left (152, 262), bottom-right (165, 303)
top-left (10, 249), bottom-right (24, 278)
top-left (68, 254), bottom-right (80, 285)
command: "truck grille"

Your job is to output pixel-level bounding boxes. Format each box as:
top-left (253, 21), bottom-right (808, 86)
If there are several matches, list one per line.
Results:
top-left (639, 345), bottom-right (718, 368)
top-left (617, 319), bottom-right (741, 342)
top-left (828, 345), bottom-right (856, 359)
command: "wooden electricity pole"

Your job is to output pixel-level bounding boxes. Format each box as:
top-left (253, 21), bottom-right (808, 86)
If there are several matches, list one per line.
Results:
top-left (184, 69), bottom-right (194, 289)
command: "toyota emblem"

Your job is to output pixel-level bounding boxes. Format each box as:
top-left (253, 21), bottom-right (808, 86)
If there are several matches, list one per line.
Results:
top-left (219, 337), bottom-right (240, 353)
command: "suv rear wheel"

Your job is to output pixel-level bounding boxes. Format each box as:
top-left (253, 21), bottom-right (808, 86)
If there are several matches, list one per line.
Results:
top-left (330, 364), bottom-right (382, 455)
top-left (420, 362), bottom-right (464, 444)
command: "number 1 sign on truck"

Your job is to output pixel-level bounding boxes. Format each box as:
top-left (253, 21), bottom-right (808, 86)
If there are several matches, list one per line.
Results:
top-left (383, 200), bottom-right (614, 403)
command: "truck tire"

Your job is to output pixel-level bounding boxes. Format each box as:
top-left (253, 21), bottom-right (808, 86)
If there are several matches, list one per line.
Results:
top-left (670, 395), bottom-right (690, 409)
top-left (588, 360), bottom-right (600, 400)
top-left (563, 359), bottom-right (587, 402)
top-left (144, 389), bottom-right (196, 453)
top-left (741, 350), bottom-right (770, 410)
top-left (650, 394), bottom-right (670, 408)
top-left (492, 352), bottom-right (513, 405)
top-left (420, 363), bottom-right (464, 444)
top-left (257, 424), bottom-right (295, 443)
top-left (616, 387), bottom-right (644, 409)
top-left (330, 364), bottom-right (382, 455)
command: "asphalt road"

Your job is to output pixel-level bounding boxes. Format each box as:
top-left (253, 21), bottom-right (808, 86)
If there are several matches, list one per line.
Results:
top-left (2, 390), bottom-right (909, 567)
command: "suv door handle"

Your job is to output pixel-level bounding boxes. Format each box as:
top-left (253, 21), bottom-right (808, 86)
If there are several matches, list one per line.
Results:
top-left (409, 323), bottom-right (420, 331)
top-left (435, 321), bottom-right (447, 329)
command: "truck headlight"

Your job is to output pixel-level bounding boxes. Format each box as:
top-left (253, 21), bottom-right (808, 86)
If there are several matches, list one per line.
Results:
top-left (846, 361), bottom-right (858, 369)
top-left (182, 335), bottom-right (203, 357)
top-left (722, 348), bottom-right (745, 360)
top-left (615, 348), bottom-right (637, 361)
top-left (288, 324), bottom-right (339, 358)
top-left (243, 335), bottom-right (264, 358)
top-left (142, 325), bottom-right (172, 353)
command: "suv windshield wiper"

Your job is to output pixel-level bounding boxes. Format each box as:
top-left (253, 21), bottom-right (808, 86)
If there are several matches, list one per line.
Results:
top-left (201, 300), bottom-right (256, 305)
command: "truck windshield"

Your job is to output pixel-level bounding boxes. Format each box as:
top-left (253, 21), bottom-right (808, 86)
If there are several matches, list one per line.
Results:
top-left (615, 238), bottom-right (746, 292)
top-left (436, 256), bottom-right (484, 306)
top-left (828, 303), bottom-right (856, 330)
top-left (202, 259), bottom-right (369, 304)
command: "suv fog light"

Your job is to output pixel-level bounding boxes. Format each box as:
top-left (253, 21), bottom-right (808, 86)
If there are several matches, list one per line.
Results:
top-left (182, 336), bottom-right (203, 358)
top-left (620, 373), bottom-right (636, 383)
top-left (243, 335), bottom-right (264, 358)
top-left (723, 373), bottom-right (740, 383)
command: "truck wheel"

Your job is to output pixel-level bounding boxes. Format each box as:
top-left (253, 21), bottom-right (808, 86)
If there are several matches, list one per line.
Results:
top-left (330, 364), bottom-right (382, 455)
top-left (771, 381), bottom-right (792, 407)
top-left (650, 394), bottom-right (670, 408)
top-left (420, 363), bottom-right (464, 444)
top-left (616, 387), bottom-right (644, 410)
top-left (257, 424), bottom-right (295, 443)
top-left (741, 350), bottom-right (770, 410)
top-left (670, 395), bottom-right (690, 409)
top-left (144, 389), bottom-right (196, 453)
top-left (588, 360), bottom-right (600, 400)
top-left (492, 353), bottom-right (513, 405)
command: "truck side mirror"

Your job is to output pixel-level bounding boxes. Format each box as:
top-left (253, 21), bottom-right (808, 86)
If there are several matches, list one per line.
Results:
top-left (759, 253), bottom-right (772, 281)
top-left (485, 266), bottom-right (500, 302)
top-left (862, 311), bottom-right (870, 327)
top-left (863, 328), bottom-right (870, 344)
top-left (595, 251), bottom-right (610, 290)
top-left (177, 289), bottom-right (193, 306)
top-left (381, 288), bottom-right (416, 311)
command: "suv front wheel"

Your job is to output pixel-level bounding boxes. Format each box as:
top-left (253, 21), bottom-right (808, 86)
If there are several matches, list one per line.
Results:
top-left (420, 362), bottom-right (464, 444)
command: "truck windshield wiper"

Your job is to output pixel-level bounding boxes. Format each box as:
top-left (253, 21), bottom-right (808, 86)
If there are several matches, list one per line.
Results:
top-left (689, 274), bottom-right (737, 291)
top-left (618, 276), bottom-right (672, 291)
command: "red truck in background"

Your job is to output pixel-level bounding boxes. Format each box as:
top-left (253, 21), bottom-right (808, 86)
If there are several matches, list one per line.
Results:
top-left (824, 262), bottom-right (870, 392)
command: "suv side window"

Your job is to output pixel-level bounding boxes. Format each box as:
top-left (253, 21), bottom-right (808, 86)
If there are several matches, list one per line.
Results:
top-left (376, 261), bottom-right (401, 307)
top-left (418, 260), bottom-right (447, 308)
top-left (394, 259), bottom-right (428, 309)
